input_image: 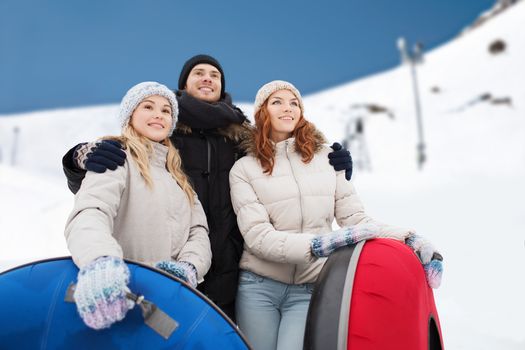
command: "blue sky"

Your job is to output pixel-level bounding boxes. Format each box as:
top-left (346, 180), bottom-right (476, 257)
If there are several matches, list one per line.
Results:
top-left (0, 0), bottom-right (495, 114)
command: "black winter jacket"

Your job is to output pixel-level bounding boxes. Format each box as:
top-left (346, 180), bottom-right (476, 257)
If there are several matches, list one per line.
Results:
top-left (62, 91), bottom-right (251, 318)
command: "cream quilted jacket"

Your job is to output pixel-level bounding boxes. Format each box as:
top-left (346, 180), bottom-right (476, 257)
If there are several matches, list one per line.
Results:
top-left (65, 142), bottom-right (212, 281)
top-left (229, 134), bottom-right (412, 284)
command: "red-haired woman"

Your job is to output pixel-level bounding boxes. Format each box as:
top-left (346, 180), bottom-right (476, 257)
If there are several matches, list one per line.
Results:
top-left (229, 81), bottom-right (442, 350)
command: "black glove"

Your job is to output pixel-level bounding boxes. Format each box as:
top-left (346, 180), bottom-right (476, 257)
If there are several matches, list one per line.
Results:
top-left (73, 140), bottom-right (126, 173)
top-left (328, 142), bottom-right (353, 181)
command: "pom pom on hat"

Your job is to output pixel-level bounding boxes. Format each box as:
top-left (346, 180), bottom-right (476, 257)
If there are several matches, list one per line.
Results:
top-left (253, 80), bottom-right (304, 116)
top-left (118, 81), bottom-right (178, 136)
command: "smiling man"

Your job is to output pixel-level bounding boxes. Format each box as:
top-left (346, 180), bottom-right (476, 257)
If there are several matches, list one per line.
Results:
top-left (168, 55), bottom-right (251, 320)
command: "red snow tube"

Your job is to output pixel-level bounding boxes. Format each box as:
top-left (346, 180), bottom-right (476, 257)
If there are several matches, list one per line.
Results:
top-left (304, 238), bottom-right (444, 350)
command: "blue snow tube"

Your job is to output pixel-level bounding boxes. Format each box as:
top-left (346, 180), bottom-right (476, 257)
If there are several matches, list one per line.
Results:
top-left (0, 257), bottom-right (251, 349)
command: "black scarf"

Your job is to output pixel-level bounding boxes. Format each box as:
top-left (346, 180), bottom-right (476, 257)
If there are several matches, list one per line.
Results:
top-left (176, 91), bottom-right (247, 130)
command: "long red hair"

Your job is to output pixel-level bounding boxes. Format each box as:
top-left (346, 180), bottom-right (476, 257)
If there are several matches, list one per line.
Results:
top-left (253, 101), bottom-right (317, 175)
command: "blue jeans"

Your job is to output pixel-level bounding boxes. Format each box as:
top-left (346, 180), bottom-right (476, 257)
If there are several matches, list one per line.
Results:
top-left (236, 270), bottom-right (314, 350)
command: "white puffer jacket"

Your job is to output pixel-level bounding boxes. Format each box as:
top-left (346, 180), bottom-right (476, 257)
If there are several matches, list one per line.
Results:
top-left (229, 134), bottom-right (413, 284)
top-left (65, 142), bottom-right (212, 281)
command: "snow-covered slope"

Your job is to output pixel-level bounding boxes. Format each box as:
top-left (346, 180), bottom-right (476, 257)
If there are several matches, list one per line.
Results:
top-left (0, 164), bottom-right (70, 266)
top-left (0, 104), bottom-right (121, 180)
top-left (299, 4), bottom-right (525, 348)
top-left (1, 2), bottom-right (524, 349)
top-left (304, 0), bottom-right (524, 176)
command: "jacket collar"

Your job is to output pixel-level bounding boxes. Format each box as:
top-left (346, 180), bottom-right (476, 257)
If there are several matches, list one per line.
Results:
top-left (150, 142), bottom-right (168, 168)
top-left (174, 91), bottom-right (252, 142)
top-left (175, 120), bottom-right (253, 143)
top-left (241, 126), bottom-right (327, 156)
top-left (175, 90), bottom-right (247, 127)
top-left (274, 138), bottom-right (295, 156)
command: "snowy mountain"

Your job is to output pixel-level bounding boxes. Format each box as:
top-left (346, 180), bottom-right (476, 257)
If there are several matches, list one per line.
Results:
top-left (463, 0), bottom-right (523, 33)
top-left (1, 2), bottom-right (524, 349)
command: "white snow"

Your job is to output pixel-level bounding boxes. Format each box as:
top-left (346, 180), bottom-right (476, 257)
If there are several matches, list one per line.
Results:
top-left (1, 2), bottom-right (524, 348)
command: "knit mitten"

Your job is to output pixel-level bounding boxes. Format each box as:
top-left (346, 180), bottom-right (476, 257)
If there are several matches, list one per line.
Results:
top-left (406, 234), bottom-right (444, 289)
top-left (424, 259), bottom-right (443, 289)
top-left (73, 256), bottom-right (135, 330)
top-left (73, 140), bottom-right (126, 173)
top-left (405, 234), bottom-right (442, 264)
top-left (328, 142), bottom-right (353, 181)
top-left (311, 223), bottom-right (379, 258)
top-left (155, 261), bottom-right (198, 288)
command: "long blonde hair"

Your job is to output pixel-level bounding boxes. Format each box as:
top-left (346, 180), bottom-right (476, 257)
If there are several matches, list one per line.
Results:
top-left (103, 125), bottom-right (195, 205)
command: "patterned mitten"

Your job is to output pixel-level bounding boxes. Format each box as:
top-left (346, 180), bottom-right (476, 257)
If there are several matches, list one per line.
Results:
top-left (406, 234), bottom-right (444, 289)
top-left (405, 234), bottom-right (442, 264)
top-left (73, 256), bottom-right (135, 330)
top-left (73, 140), bottom-right (126, 173)
top-left (424, 259), bottom-right (443, 289)
top-left (311, 223), bottom-right (379, 257)
top-left (155, 261), bottom-right (198, 288)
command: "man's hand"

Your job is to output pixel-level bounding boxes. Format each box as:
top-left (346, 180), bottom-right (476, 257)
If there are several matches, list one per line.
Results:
top-left (73, 140), bottom-right (126, 173)
top-left (328, 142), bottom-right (353, 181)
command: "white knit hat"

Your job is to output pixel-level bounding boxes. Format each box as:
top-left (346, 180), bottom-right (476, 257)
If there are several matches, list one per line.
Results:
top-left (118, 81), bottom-right (178, 136)
top-left (253, 80), bottom-right (304, 116)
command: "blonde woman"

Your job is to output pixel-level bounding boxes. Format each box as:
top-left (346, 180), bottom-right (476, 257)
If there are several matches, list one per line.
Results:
top-left (64, 82), bottom-right (211, 330)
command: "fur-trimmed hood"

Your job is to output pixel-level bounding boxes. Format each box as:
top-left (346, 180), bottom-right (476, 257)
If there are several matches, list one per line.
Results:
top-left (174, 119), bottom-right (253, 143)
top-left (240, 124), bottom-right (327, 156)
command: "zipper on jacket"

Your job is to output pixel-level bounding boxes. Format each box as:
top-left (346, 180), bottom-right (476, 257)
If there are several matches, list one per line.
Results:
top-left (285, 139), bottom-right (303, 285)
top-left (199, 130), bottom-right (212, 185)
top-left (207, 138), bottom-right (211, 184)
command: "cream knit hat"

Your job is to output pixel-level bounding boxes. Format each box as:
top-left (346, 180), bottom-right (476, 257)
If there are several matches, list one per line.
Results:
top-left (118, 81), bottom-right (178, 136)
top-left (253, 80), bottom-right (304, 116)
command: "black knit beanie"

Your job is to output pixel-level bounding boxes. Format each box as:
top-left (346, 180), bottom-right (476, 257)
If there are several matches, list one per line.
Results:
top-left (178, 54), bottom-right (225, 99)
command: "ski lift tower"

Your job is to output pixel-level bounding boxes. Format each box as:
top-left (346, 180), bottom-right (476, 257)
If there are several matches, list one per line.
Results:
top-left (397, 37), bottom-right (426, 170)
top-left (343, 110), bottom-right (371, 172)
